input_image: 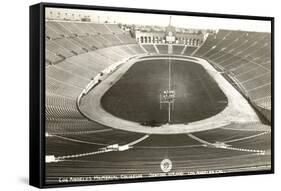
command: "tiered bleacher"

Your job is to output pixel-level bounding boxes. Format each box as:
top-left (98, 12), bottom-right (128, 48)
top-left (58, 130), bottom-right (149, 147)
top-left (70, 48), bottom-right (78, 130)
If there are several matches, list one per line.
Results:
top-left (142, 44), bottom-right (157, 53)
top-left (45, 21), bottom-right (137, 64)
top-left (46, 22), bottom-right (271, 181)
top-left (45, 20), bottom-right (144, 134)
top-left (47, 129), bottom-right (270, 180)
top-left (156, 44), bottom-right (168, 54)
top-left (182, 46), bottom-right (197, 55)
top-left (194, 30), bottom-right (271, 120)
top-left (172, 45), bottom-right (184, 55)
top-left (46, 21), bottom-right (271, 132)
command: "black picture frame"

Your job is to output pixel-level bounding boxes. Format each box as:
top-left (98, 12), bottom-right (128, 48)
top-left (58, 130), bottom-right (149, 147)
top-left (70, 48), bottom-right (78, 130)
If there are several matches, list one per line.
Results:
top-left (30, 2), bottom-right (274, 188)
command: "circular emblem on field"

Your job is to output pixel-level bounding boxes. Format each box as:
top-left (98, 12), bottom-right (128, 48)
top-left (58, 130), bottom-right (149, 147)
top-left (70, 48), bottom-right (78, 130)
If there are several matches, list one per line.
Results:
top-left (160, 159), bottom-right (172, 173)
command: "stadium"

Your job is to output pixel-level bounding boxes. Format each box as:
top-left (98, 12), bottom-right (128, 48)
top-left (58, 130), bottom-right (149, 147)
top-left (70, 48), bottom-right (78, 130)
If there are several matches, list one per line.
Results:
top-left (44, 8), bottom-right (272, 184)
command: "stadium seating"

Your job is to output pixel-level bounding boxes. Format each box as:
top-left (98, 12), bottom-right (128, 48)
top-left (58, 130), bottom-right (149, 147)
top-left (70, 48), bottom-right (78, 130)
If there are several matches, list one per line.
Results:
top-left (142, 44), bottom-right (157, 53)
top-left (128, 44), bottom-right (146, 54)
top-left (45, 20), bottom-right (147, 135)
top-left (156, 44), bottom-right (168, 54)
top-left (46, 20), bottom-right (271, 132)
top-left (47, 135), bottom-right (270, 180)
top-left (46, 93), bottom-right (83, 119)
top-left (182, 46), bottom-right (197, 55)
top-left (192, 125), bottom-right (270, 144)
top-left (46, 50), bottom-right (64, 64)
top-left (194, 30), bottom-right (271, 112)
top-left (230, 133), bottom-right (271, 150)
top-left (116, 33), bottom-right (137, 44)
top-left (45, 21), bottom-right (137, 65)
top-left (45, 21), bottom-right (271, 180)
top-left (172, 45), bottom-right (184, 54)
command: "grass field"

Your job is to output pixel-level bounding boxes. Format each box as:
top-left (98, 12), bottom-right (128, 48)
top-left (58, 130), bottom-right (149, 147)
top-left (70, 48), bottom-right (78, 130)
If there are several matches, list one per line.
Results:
top-left (101, 59), bottom-right (228, 125)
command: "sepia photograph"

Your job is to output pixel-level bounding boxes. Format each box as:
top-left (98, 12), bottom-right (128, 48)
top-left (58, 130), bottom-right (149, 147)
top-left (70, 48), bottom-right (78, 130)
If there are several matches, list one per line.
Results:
top-left (42, 4), bottom-right (273, 186)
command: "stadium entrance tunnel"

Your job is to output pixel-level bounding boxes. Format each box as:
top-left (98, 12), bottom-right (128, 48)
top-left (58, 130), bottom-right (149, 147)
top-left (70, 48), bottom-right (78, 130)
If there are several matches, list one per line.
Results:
top-left (100, 58), bottom-right (228, 125)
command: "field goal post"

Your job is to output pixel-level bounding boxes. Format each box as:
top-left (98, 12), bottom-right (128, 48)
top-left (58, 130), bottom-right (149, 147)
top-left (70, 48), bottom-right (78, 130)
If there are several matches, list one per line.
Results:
top-left (160, 90), bottom-right (175, 110)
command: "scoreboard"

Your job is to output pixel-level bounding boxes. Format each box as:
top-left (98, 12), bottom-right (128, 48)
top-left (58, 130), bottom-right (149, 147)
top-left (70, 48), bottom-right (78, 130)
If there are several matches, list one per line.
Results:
top-left (166, 36), bottom-right (175, 43)
top-left (166, 31), bottom-right (175, 43)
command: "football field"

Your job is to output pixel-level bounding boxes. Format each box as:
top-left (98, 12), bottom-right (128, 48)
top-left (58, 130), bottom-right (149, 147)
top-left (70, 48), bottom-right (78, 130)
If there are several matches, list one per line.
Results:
top-left (101, 59), bottom-right (228, 125)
